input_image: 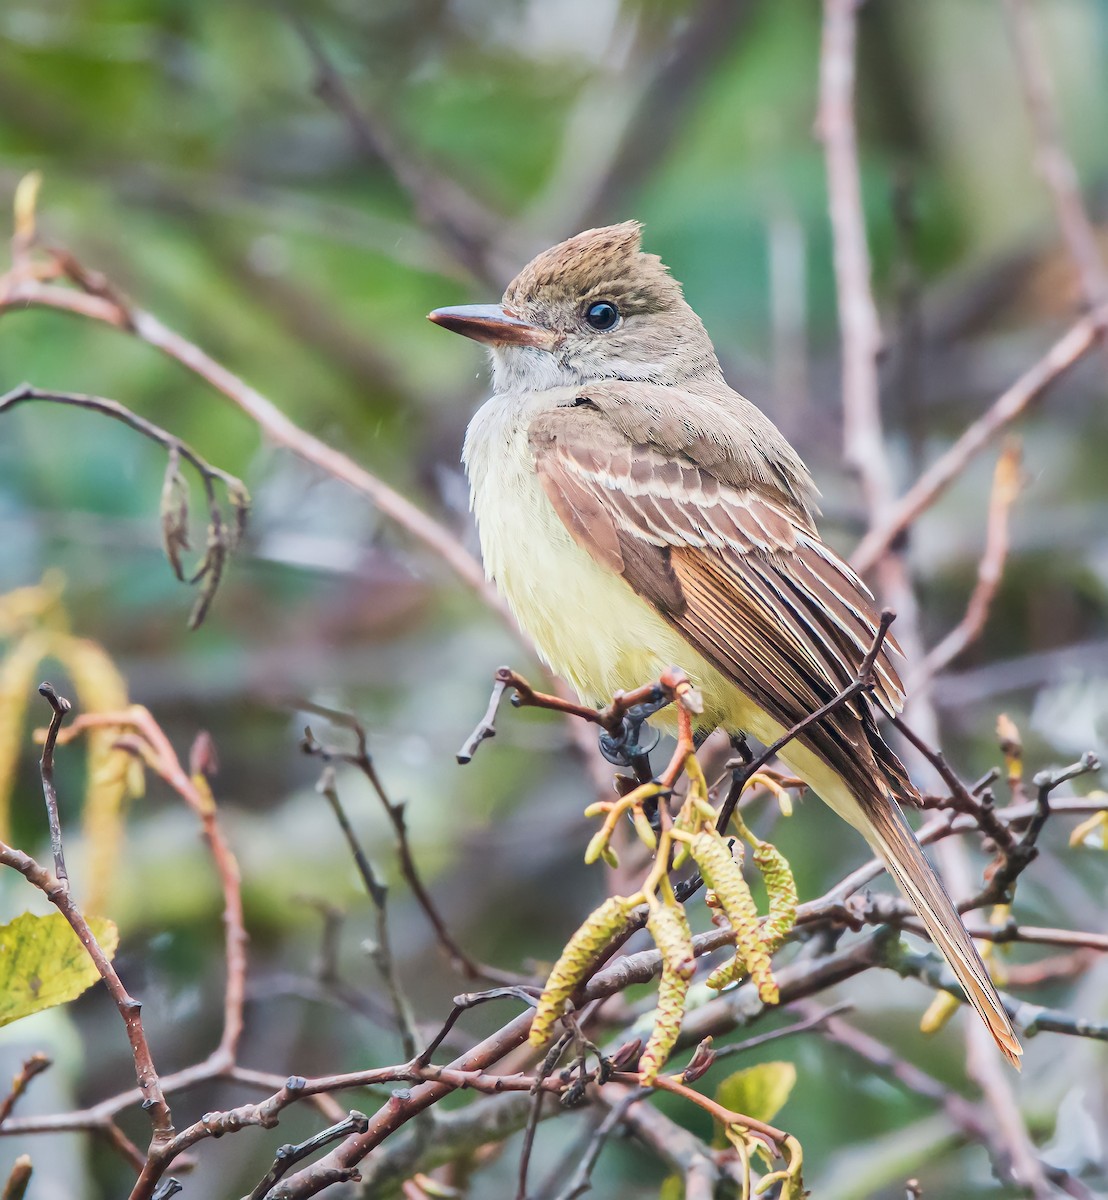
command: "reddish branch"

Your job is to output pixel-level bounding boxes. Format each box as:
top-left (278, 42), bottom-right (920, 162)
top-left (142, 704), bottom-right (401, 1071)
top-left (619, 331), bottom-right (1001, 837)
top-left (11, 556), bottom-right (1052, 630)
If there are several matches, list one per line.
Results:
top-left (42, 706), bottom-right (248, 1197)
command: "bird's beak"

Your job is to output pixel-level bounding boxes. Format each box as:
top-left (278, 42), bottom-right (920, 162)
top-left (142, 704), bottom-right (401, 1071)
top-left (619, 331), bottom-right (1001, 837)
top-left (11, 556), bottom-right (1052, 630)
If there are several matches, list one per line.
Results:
top-left (427, 304), bottom-right (557, 351)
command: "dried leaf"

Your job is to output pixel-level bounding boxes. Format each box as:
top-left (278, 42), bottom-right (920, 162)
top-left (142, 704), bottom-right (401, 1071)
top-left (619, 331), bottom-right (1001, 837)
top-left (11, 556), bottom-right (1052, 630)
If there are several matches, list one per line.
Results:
top-left (160, 448), bottom-right (191, 582)
top-left (187, 519), bottom-right (227, 630)
top-left (225, 481), bottom-right (251, 551)
top-left (0, 912), bottom-right (118, 1027)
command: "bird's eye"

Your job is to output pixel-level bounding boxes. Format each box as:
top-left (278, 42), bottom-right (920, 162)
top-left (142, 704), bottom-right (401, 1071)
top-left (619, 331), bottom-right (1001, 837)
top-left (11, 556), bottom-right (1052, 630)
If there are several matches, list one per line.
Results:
top-left (584, 300), bottom-right (620, 331)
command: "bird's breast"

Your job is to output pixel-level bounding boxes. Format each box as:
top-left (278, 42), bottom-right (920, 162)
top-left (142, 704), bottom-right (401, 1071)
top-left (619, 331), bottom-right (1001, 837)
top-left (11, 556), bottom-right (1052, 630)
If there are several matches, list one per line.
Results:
top-left (462, 393), bottom-right (749, 729)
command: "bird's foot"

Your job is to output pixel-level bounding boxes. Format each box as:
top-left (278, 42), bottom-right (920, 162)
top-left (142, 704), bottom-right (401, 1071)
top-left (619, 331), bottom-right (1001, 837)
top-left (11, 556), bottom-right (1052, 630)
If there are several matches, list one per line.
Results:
top-left (597, 700), bottom-right (665, 778)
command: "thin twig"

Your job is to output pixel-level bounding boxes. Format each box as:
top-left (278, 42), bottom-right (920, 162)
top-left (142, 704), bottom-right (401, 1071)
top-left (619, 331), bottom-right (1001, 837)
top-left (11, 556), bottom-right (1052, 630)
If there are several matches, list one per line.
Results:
top-left (44, 708), bottom-right (249, 1193)
top-left (246, 1111), bottom-right (370, 1200)
top-left (817, 0), bottom-right (895, 524)
top-left (852, 307), bottom-right (1108, 573)
top-left (704, 1002), bottom-right (854, 1068)
top-left (313, 761), bottom-right (419, 1062)
top-left (0, 841), bottom-right (173, 1141)
top-left (550, 1088), bottom-right (647, 1200)
top-left (915, 441), bottom-right (1022, 685)
top-left (300, 710), bottom-right (509, 983)
top-left (515, 1034), bottom-right (571, 1200)
top-left (35, 683), bottom-right (71, 886)
top-left (0, 254), bottom-right (502, 618)
top-left (0, 1057), bottom-right (51, 1129)
top-left (458, 665), bottom-right (692, 765)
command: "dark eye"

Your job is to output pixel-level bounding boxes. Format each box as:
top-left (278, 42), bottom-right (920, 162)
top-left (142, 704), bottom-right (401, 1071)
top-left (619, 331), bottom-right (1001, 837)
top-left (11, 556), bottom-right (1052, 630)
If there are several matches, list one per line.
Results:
top-left (584, 300), bottom-right (620, 331)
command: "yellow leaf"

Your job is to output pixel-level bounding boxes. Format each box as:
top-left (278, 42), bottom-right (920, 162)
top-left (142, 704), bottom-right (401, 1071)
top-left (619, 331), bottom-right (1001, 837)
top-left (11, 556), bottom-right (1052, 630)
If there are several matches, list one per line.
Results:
top-left (47, 633), bottom-right (133, 914)
top-left (0, 631), bottom-right (52, 839)
top-left (714, 1061), bottom-right (796, 1143)
top-left (1069, 805), bottom-right (1108, 850)
top-left (659, 1175), bottom-right (684, 1200)
top-left (0, 912), bottom-right (119, 1027)
top-left (0, 572), bottom-right (67, 639)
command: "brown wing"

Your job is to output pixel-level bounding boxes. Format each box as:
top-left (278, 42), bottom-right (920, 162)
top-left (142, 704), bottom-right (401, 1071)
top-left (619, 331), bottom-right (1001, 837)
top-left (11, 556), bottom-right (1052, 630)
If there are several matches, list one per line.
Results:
top-left (528, 398), bottom-right (910, 799)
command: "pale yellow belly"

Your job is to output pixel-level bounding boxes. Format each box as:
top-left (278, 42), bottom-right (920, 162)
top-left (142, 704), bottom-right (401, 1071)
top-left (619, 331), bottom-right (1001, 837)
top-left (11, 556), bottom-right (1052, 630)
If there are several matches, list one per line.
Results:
top-left (474, 447), bottom-right (760, 736)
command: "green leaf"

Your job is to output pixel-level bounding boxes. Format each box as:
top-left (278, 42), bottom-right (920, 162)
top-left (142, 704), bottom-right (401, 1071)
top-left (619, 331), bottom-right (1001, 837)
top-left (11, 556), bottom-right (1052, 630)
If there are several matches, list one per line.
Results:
top-left (713, 1061), bottom-right (797, 1147)
top-left (0, 912), bottom-right (119, 1027)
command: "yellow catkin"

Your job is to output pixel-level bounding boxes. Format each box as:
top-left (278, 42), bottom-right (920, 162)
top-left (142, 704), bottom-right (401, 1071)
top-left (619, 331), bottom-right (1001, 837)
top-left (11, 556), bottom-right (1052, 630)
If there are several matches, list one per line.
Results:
top-left (530, 895), bottom-right (634, 1046)
top-left (919, 989), bottom-right (960, 1035)
top-left (692, 832), bottom-right (778, 1004)
top-left (584, 828), bottom-right (610, 865)
top-left (705, 954), bottom-right (746, 991)
top-left (647, 902), bottom-right (695, 981)
top-left (751, 840), bottom-right (798, 951)
top-left (639, 962), bottom-right (690, 1083)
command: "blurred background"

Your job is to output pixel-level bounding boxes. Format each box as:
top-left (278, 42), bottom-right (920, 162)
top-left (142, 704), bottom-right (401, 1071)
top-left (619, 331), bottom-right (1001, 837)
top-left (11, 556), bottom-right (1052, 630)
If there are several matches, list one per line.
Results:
top-left (0, 1), bottom-right (1106, 1196)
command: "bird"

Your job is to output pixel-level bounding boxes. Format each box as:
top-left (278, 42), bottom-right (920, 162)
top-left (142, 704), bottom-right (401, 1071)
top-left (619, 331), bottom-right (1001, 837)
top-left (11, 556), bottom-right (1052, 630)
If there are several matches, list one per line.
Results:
top-left (428, 221), bottom-right (1021, 1067)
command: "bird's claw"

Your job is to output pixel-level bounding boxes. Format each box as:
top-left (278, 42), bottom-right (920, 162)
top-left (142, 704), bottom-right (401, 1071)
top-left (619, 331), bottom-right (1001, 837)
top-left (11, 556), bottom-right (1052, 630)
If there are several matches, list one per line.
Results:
top-left (597, 701), bottom-right (664, 770)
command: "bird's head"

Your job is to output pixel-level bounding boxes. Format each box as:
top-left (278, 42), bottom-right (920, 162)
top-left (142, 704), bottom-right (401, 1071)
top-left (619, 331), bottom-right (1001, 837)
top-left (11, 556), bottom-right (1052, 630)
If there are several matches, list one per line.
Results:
top-left (429, 222), bottom-right (722, 393)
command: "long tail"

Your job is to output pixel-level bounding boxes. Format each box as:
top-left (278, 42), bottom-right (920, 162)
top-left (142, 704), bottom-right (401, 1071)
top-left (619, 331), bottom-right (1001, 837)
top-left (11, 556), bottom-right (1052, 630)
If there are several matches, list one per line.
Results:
top-left (780, 745), bottom-right (1023, 1067)
top-left (860, 791), bottom-right (1022, 1067)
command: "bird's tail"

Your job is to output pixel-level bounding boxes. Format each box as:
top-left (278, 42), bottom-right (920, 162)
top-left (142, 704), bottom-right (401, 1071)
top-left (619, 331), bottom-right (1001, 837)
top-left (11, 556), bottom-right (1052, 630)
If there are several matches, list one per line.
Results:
top-left (859, 789), bottom-right (1022, 1067)
top-left (781, 744), bottom-right (1023, 1067)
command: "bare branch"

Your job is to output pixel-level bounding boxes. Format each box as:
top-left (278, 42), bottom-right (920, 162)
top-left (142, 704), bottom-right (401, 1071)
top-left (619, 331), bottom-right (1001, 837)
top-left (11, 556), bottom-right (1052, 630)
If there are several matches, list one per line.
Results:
top-left (915, 441), bottom-right (1022, 685)
top-left (817, 0), bottom-right (895, 522)
top-left (852, 308), bottom-right (1107, 573)
top-left (35, 682), bottom-right (71, 885)
top-left (300, 707), bottom-right (521, 985)
top-left (0, 1057), bottom-right (51, 1130)
top-left (246, 1111), bottom-right (370, 1200)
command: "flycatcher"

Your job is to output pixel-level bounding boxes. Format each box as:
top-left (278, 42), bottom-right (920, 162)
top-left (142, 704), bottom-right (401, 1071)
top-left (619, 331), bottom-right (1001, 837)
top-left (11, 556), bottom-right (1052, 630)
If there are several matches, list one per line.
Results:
top-left (429, 222), bottom-right (1021, 1066)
